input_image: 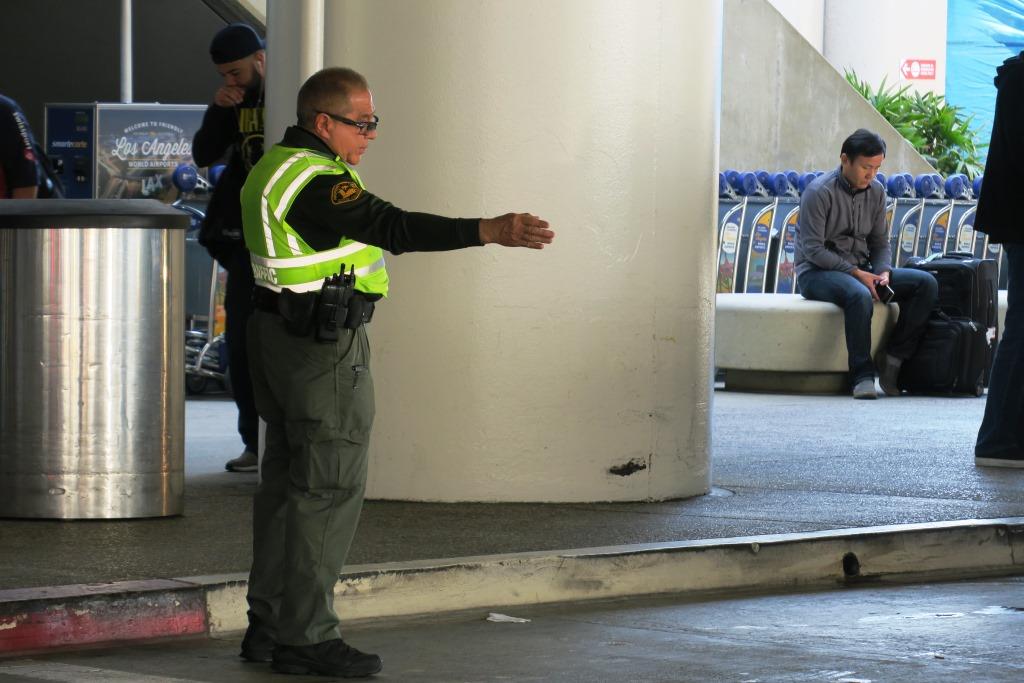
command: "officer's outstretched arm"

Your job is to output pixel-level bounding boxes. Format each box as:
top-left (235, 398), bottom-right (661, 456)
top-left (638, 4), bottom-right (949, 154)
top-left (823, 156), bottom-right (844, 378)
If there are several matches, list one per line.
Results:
top-left (479, 213), bottom-right (555, 249)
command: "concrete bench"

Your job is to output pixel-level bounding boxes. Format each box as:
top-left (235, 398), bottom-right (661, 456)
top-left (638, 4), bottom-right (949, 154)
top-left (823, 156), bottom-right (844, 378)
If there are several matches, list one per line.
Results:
top-left (714, 293), bottom-right (898, 393)
top-left (715, 291), bottom-right (1010, 394)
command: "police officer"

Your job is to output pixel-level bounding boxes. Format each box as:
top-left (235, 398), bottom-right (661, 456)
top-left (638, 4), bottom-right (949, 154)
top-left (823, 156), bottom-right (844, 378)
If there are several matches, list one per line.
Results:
top-left (239, 67), bottom-right (554, 677)
top-left (193, 23), bottom-right (265, 471)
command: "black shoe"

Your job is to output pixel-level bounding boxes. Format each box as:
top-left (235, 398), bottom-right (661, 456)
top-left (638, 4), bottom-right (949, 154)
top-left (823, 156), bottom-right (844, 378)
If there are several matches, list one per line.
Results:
top-left (272, 638), bottom-right (382, 678)
top-left (239, 619), bottom-right (276, 663)
top-left (877, 353), bottom-right (903, 397)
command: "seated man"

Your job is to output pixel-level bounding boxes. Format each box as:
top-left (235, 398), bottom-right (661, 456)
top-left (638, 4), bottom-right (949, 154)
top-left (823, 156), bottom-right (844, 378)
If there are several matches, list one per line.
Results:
top-left (795, 128), bottom-right (937, 399)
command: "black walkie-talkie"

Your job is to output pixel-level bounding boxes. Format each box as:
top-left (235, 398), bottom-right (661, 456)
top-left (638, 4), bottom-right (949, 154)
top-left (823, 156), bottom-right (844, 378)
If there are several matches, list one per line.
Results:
top-left (316, 265), bottom-right (357, 342)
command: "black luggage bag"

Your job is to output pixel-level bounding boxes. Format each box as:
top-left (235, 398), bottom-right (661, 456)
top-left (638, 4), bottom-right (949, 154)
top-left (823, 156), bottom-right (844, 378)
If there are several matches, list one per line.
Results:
top-left (904, 251), bottom-right (999, 384)
top-left (897, 313), bottom-right (989, 396)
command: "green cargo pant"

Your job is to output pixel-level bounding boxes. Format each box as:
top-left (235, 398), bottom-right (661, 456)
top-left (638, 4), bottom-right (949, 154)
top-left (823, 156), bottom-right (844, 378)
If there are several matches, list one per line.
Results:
top-left (245, 309), bottom-right (375, 646)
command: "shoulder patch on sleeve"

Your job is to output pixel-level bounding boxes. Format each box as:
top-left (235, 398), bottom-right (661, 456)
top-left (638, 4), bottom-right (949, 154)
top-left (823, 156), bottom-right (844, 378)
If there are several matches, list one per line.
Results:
top-left (330, 180), bottom-right (362, 205)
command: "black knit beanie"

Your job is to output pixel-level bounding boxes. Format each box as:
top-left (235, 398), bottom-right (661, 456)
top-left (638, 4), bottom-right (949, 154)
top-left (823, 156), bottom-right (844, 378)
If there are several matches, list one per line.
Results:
top-left (210, 23), bottom-right (264, 64)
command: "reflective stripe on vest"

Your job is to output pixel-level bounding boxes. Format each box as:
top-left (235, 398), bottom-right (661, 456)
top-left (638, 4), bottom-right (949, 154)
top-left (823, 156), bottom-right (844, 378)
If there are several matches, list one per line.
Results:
top-left (241, 145), bottom-right (389, 296)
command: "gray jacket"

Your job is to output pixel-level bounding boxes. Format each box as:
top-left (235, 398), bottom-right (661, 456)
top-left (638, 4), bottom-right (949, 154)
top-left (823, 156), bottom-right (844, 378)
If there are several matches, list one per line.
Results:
top-left (794, 167), bottom-right (892, 278)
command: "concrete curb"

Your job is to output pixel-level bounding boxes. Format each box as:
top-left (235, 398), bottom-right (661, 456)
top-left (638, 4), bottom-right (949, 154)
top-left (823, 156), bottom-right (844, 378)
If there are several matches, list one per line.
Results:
top-left (3, 518), bottom-right (1023, 655)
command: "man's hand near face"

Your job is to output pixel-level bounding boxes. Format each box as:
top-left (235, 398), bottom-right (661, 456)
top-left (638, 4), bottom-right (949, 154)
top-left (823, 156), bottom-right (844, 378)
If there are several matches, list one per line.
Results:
top-left (214, 86), bottom-right (247, 107)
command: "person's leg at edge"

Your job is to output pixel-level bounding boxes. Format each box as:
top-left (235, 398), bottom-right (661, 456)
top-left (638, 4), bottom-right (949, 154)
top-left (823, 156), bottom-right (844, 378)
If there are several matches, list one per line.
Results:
top-left (229, 250), bottom-right (259, 448)
top-left (976, 243), bottom-right (1024, 464)
top-left (224, 247), bottom-right (259, 470)
top-left (799, 268), bottom-right (876, 389)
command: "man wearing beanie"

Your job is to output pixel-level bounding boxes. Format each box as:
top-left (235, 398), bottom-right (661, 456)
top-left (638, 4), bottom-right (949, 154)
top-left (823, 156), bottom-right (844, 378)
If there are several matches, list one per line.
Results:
top-left (193, 23), bottom-right (265, 473)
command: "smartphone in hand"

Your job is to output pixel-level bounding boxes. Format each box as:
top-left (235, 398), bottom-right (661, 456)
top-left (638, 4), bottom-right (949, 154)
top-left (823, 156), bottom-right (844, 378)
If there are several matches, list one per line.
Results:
top-left (876, 283), bottom-right (895, 304)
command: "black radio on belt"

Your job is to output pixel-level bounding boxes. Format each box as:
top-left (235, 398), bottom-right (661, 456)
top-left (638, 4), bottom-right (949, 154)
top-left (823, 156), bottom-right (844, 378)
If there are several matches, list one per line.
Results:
top-left (315, 265), bottom-right (356, 342)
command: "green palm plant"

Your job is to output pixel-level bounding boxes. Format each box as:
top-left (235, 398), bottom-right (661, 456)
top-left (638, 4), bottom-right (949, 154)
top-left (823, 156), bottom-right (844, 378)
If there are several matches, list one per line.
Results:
top-left (845, 70), bottom-right (985, 179)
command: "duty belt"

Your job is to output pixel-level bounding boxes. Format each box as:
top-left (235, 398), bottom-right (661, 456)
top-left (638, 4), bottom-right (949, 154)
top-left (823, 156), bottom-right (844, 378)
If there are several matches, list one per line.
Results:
top-left (253, 287), bottom-right (376, 327)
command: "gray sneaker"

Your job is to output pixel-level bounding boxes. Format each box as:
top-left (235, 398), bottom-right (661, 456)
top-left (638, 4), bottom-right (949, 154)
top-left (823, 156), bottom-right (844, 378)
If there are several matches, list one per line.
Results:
top-left (877, 353), bottom-right (903, 396)
top-left (975, 455), bottom-right (1024, 469)
top-left (852, 378), bottom-right (877, 400)
top-left (225, 449), bottom-right (258, 472)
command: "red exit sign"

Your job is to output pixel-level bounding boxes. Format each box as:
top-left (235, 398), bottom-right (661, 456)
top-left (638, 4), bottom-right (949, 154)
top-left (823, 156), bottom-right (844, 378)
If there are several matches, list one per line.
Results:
top-left (900, 59), bottom-right (936, 80)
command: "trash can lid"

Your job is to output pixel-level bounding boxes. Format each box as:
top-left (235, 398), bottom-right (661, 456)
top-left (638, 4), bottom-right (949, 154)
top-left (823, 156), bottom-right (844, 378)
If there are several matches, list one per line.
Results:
top-left (0, 199), bottom-right (192, 229)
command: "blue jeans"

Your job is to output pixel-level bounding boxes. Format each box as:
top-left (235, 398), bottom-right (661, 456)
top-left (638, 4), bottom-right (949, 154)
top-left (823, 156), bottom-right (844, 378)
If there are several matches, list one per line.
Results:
top-left (976, 243), bottom-right (1023, 459)
top-left (798, 267), bottom-right (938, 385)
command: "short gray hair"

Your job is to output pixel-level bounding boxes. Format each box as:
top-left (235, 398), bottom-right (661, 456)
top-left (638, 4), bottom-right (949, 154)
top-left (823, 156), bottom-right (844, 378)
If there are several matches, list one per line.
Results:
top-left (297, 67), bottom-right (369, 127)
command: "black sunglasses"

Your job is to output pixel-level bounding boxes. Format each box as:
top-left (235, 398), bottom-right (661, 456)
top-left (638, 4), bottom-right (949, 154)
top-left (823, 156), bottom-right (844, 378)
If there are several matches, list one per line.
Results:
top-left (318, 111), bottom-right (379, 134)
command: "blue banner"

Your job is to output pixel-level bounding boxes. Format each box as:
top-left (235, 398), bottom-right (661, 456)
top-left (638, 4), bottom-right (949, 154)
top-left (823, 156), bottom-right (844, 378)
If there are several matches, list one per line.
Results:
top-left (946, 0), bottom-right (1024, 160)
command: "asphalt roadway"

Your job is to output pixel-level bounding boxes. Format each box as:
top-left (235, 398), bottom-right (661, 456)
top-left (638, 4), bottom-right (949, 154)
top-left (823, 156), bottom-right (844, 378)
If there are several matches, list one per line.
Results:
top-left (1, 578), bottom-right (1022, 681)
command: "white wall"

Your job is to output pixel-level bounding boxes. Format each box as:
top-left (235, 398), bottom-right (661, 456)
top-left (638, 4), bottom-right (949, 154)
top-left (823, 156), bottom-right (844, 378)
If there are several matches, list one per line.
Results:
top-left (765, 0), bottom-right (947, 97)
top-left (312, 0), bottom-right (722, 502)
top-left (238, 0), bottom-right (266, 20)
top-left (824, 0), bottom-right (947, 95)
top-left (767, 0), bottom-right (824, 51)
top-left (721, 0), bottom-right (934, 174)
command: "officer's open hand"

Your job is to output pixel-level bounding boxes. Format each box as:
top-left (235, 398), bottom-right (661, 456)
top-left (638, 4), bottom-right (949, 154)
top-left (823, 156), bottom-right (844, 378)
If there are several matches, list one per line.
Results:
top-left (479, 213), bottom-right (555, 249)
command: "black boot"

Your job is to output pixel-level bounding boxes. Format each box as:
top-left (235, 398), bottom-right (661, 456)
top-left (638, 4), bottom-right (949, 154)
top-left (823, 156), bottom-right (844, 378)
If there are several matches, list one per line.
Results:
top-left (272, 638), bottom-right (382, 678)
top-left (239, 616), bottom-right (276, 663)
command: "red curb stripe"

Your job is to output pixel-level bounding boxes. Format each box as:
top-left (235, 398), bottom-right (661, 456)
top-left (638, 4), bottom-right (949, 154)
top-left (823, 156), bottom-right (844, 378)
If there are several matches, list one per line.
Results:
top-left (0, 590), bottom-right (207, 654)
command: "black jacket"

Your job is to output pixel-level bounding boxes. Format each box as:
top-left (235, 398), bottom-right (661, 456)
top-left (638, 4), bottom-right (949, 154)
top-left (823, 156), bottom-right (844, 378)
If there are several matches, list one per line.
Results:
top-left (0, 94), bottom-right (39, 197)
top-left (975, 51), bottom-right (1024, 244)
top-left (192, 84), bottom-right (264, 264)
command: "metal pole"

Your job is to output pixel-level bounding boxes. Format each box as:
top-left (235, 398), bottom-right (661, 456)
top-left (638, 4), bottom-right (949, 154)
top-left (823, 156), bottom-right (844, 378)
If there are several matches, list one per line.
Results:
top-left (265, 0), bottom-right (324, 143)
top-left (299, 0), bottom-right (324, 79)
top-left (121, 0), bottom-right (133, 103)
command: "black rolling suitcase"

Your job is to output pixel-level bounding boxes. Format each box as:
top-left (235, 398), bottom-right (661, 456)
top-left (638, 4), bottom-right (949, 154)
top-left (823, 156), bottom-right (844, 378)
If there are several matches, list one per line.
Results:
top-left (904, 252), bottom-right (999, 384)
top-left (897, 313), bottom-right (989, 396)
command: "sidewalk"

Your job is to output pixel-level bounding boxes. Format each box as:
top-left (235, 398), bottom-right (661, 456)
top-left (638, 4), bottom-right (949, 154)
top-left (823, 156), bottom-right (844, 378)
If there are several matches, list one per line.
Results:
top-left (1, 389), bottom-right (1023, 655)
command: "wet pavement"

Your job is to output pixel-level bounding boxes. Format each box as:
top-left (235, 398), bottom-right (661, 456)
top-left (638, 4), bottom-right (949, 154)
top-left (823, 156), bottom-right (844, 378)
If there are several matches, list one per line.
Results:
top-left (2, 577), bottom-right (1022, 681)
top-left (1, 389), bottom-right (1022, 590)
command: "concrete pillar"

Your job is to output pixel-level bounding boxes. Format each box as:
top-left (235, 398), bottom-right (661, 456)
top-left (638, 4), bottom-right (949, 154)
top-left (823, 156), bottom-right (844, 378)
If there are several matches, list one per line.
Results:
top-left (256, 0), bottom-right (324, 478)
top-left (258, 0), bottom-right (722, 502)
top-left (264, 0), bottom-right (323, 144)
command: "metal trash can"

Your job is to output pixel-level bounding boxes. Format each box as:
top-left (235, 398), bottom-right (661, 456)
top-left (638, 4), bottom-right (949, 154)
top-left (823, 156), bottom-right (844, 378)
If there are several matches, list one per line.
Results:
top-left (0, 199), bottom-right (187, 518)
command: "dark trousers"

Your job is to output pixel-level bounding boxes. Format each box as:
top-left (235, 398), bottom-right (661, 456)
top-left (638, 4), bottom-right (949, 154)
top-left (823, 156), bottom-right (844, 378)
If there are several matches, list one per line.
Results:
top-left (798, 266), bottom-right (938, 384)
top-left (245, 311), bottom-right (375, 645)
top-left (976, 243), bottom-right (1023, 459)
top-left (223, 247), bottom-right (259, 452)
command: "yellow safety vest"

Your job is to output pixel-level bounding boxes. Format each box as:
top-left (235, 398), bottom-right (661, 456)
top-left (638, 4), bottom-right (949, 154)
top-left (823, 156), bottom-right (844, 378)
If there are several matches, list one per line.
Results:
top-left (241, 144), bottom-right (388, 295)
